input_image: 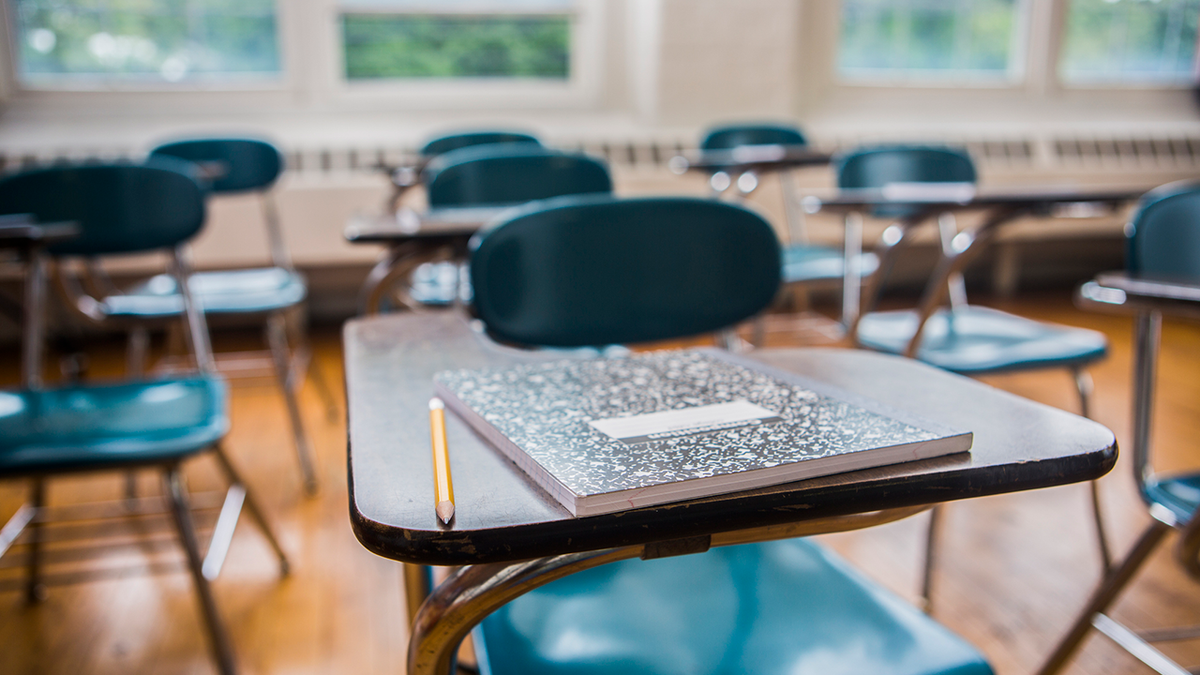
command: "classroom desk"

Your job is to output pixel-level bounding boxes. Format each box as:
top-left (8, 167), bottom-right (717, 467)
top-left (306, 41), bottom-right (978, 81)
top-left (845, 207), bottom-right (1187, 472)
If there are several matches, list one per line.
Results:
top-left (800, 184), bottom-right (1151, 332)
top-left (668, 145), bottom-right (833, 178)
top-left (345, 312), bottom-right (1117, 675)
top-left (345, 206), bottom-right (510, 314)
top-left (0, 216), bottom-right (79, 387)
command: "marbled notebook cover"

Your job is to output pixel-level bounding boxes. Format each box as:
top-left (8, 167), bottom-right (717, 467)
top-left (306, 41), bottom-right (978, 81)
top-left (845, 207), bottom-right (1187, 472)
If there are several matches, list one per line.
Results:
top-left (433, 349), bottom-right (971, 517)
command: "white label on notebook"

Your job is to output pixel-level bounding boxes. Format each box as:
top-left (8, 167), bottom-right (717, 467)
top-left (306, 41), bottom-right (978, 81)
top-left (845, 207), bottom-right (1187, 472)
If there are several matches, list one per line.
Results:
top-left (588, 400), bottom-right (783, 445)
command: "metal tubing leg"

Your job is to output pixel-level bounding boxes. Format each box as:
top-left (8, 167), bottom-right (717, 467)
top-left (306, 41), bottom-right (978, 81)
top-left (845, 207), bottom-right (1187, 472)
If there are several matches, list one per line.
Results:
top-left (409, 546), bottom-right (645, 675)
top-left (163, 467), bottom-right (238, 675)
top-left (126, 326), bottom-right (150, 378)
top-left (212, 444), bottom-right (290, 576)
top-left (285, 310), bottom-right (339, 424)
top-left (25, 478), bottom-right (46, 603)
top-left (123, 328), bottom-right (150, 502)
top-left (267, 313), bottom-right (319, 495)
top-left (1072, 366), bottom-right (1112, 573)
top-left (22, 249), bottom-right (47, 389)
top-left (1036, 520), bottom-right (1172, 675)
top-left (405, 563), bottom-right (435, 626)
top-left (921, 504), bottom-right (942, 614)
top-left (841, 212), bottom-right (864, 328)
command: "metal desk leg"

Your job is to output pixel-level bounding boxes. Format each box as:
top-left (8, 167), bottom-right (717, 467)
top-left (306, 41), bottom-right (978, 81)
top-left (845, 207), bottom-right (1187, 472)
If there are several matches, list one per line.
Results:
top-left (22, 248), bottom-right (46, 388)
top-left (841, 212), bottom-right (863, 328)
top-left (408, 546), bottom-right (644, 675)
top-left (359, 242), bottom-right (428, 315)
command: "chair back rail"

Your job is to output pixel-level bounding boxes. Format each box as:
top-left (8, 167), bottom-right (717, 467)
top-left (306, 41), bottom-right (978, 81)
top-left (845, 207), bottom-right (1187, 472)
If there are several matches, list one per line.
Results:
top-left (0, 159), bottom-right (206, 257)
top-left (424, 145), bottom-right (612, 209)
top-left (151, 138), bottom-right (291, 270)
top-left (700, 123), bottom-right (807, 150)
top-left (420, 130), bottom-right (541, 158)
top-left (470, 195), bottom-right (781, 348)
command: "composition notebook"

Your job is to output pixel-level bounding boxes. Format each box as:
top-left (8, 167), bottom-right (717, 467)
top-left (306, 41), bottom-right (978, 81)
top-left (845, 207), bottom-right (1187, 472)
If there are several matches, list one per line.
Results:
top-left (433, 349), bottom-right (972, 517)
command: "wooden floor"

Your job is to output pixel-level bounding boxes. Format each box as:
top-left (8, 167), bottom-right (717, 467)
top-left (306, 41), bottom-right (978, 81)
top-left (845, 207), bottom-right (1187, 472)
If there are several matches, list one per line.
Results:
top-left (2, 292), bottom-right (1199, 674)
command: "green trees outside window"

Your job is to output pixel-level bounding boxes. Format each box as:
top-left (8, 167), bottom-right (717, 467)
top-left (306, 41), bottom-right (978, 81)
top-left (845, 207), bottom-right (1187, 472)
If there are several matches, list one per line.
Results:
top-left (1061, 0), bottom-right (1200, 85)
top-left (15, 0), bottom-right (280, 83)
top-left (341, 14), bottom-right (570, 80)
top-left (839, 0), bottom-right (1018, 81)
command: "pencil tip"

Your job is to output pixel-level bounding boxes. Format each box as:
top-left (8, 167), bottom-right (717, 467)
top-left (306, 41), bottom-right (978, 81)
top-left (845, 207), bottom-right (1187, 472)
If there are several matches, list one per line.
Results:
top-left (436, 501), bottom-right (455, 524)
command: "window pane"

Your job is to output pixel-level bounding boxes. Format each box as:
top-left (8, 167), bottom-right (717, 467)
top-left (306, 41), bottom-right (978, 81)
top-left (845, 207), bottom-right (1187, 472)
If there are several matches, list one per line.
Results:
top-left (1061, 0), bottom-right (1200, 85)
top-left (14, 0), bottom-right (280, 84)
top-left (839, 0), bottom-right (1019, 81)
top-left (342, 14), bottom-right (570, 80)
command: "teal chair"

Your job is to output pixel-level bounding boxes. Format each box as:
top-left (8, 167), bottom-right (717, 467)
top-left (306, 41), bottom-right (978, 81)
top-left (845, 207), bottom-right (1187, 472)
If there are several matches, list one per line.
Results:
top-left (464, 194), bottom-right (993, 675)
top-left (383, 130), bottom-right (543, 211)
top-left (700, 123), bottom-right (878, 337)
top-left (142, 138), bottom-right (330, 495)
top-left (0, 162), bottom-right (289, 675)
top-left (420, 130), bottom-right (541, 158)
top-left (424, 144), bottom-right (611, 209)
top-left (1040, 182), bottom-right (1200, 675)
top-left (843, 145), bottom-right (1111, 609)
top-left (402, 145), bottom-right (612, 308)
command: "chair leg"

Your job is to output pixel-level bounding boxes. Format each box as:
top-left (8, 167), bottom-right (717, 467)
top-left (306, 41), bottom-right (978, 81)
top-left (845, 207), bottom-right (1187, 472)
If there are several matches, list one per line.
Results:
top-left (285, 309), bottom-right (340, 424)
top-left (25, 478), bottom-right (46, 603)
top-left (212, 444), bottom-right (290, 577)
top-left (1072, 367), bottom-right (1112, 573)
top-left (404, 563), bottom-right (435, 626)
top-left (920, 504), bottom-right (942, 614)
top-left (266, 313), bottom-right (319, 495)
top-left (163, 467), bottom-right (238, 675)
top-left (123, 329), bottom-right (153, 501)
top-left (1036, 520), bottom-right (1171, 675)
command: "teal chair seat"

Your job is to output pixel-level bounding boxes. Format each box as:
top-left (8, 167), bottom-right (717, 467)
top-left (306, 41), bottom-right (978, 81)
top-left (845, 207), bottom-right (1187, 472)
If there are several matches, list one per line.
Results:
top-left (783, 244), bottom-right (880, 284)
top-left (856, 306), bottom-right (1108, 375)
top-left (0, 376), bottom-right (227, 474)
top-left (1143, 475), bottom-right (1200, 532)
top-left (114, 268), bottom-right (307, 317)
top-left (475, 538), bottom-right (992, 675)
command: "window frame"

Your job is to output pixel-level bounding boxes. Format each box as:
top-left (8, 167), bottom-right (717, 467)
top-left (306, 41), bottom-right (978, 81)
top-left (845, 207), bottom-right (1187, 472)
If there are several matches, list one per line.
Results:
top-left (1056, 0), bottom-right (1200, 90)
top-left (833, 0), bottom-right (1034, 89)
top-left (327, 0), bottom-right (604, 109)
top-left (0, 0), bottom-right (605, 110)
top-left (4, 0), bottom-right (295, 92)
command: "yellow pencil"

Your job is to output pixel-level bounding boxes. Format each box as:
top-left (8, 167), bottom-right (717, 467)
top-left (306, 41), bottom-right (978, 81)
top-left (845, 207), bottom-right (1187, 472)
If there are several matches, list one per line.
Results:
top-left (429, 397), bottom-right (455, 524)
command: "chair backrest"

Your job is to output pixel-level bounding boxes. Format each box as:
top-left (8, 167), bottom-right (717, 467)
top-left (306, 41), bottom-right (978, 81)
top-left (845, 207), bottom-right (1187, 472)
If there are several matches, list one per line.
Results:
top-left (420, 131), bottom-right (541, 157)
top-left (470, 194), bottom-right (782, 347)
top-left (1126, 181), bottom-right (1200, 280)
top-left (836, 145), bottom-right (977, 220)
top-left (424, 145), bottom-right (612, 209)
top-left (0, 159), bottom-right (207, 256)
top-left (700, 123), bottom-right (807, 150)
top-left (837, 145), bottom-right (976, 189)
top-left (151, 138), bottom-right (283, 193)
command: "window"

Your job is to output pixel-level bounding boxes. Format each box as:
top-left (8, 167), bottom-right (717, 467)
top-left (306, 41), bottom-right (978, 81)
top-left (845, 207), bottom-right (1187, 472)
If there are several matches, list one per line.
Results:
top-left (339, 0), bottom-right (574, 81)
top-left (838, 0), bottom-right (1023, 83)
top-left (12, 0), bottom-right (281, 86)
top-left (1060, 0), bottom-right (1200, 85)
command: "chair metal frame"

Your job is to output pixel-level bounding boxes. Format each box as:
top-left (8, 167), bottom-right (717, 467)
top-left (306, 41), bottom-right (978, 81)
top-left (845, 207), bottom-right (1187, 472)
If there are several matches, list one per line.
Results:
top-left (92, 138), bottom-right (338, 495)
top-left (699, 123), bottom-right (876, 340)
top-left (0, 198), bottom-right (289, 675)
top-left (1039, 183), bottom-right (1200, 675)
top-left (364, 146), bottom-right (613, 316)
top-left (841, 145), bottom-right (1112, 612)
